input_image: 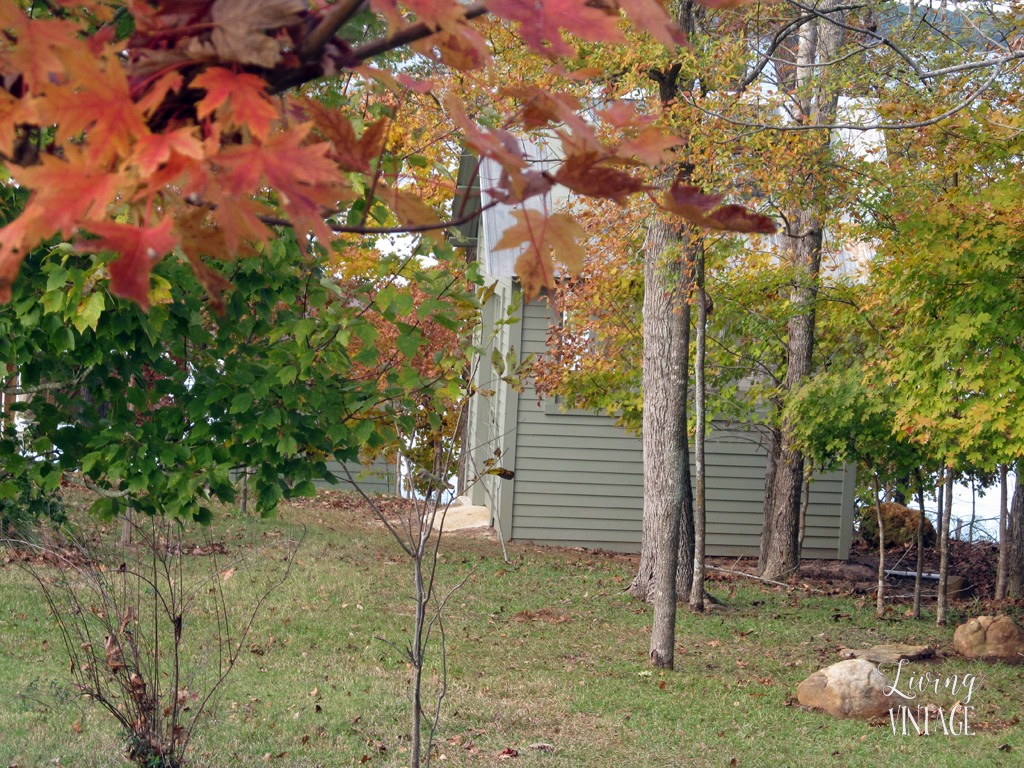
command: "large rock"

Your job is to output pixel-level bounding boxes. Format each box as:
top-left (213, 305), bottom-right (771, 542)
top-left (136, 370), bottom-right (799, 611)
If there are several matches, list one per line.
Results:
top-left (953, 616), bottom-right (1024, 663)
top-left (839, 644), bottom-right (933, 664)
top-left (860, 502), bottom-right (937, 547)
top-left (797, 658), bottom-right (907, 719)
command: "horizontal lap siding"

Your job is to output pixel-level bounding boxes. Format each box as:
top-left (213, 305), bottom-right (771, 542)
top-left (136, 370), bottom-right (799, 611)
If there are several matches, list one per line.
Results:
top-left (320, 460), bottom-right (395, 496)
top-left (509, 297), bottom-right (852, 558)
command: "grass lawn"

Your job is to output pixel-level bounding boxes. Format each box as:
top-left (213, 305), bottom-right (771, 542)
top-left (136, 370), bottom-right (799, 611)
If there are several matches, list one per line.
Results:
top-left (1, 492), bottom-right (1022, 768)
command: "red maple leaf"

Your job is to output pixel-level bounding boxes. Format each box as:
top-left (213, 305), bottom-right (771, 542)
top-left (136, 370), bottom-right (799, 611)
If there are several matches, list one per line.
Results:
top-left (488, 0), bottom-right (625, 58)
top-left (663, 180), bottom-right (777, 235)
top-left (554, 152), bottom-right (647, 203)
top-left (83, 218), bottom-right (179, 310)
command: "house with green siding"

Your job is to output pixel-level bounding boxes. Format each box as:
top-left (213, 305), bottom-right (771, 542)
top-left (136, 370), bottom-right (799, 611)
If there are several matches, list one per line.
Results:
top-left (456, 150), bottom-right (856, 559)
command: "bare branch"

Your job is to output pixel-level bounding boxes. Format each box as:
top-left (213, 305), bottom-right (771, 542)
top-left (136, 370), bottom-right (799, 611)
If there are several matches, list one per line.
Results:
top-left (685, 64), bottom-right (1002, 132)
top-left (298, 0), bottom-right (365, 61)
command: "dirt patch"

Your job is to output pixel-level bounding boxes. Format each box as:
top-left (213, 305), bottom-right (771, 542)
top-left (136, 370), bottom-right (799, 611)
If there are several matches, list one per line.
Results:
top-left (286, 490), bottom-right (499, 542)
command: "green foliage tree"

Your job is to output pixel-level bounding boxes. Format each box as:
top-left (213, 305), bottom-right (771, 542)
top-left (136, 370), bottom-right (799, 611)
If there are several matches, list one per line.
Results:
top-left (0, 191), bottom-right (479, 523)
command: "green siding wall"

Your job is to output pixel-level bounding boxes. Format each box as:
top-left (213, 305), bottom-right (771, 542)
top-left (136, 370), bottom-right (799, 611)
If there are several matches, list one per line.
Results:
top-left (319, 459), bottom-right (396, 496)
top-left (506, 297), bottom-right (855, 559)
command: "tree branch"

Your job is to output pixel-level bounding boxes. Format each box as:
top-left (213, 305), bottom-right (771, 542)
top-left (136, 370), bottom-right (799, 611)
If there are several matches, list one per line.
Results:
top-left (2, 364), bottom-right (95, 396)
top-left (298, 0), bottom-right (365, 61)
top-left (63, 473), bottom-right (133, 499)
top-left (257, 199), bottom-right (500, 235)
top-left (349, 2), bottom-right (489, 63)
top-left (685, 64), bottom-right (1002, 132)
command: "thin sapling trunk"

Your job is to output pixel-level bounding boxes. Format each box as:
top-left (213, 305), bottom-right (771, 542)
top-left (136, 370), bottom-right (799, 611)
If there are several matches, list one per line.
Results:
top-left (996, 464), bottom-right (1008, 600)
top-left (690, 243), bottom-right (707, 613)
top-left (913, 474), bottom-right (926, 619)
top-left (873, 473), bottom-right (886, 620)
top-left (937, 470), bottom-right (953, 626)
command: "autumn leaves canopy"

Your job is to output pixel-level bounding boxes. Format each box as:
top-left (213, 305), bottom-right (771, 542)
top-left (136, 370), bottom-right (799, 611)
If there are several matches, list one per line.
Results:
top-left (0, 0), bottom-right (773, 308)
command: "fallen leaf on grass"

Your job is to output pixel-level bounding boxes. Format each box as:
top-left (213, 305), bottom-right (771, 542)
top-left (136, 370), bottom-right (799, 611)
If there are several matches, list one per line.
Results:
top-left (221, 568), bottom-right (236, 581)
top-left (495, 747), bottom-right (518, 759)
top-left (72, 720), bottom-right (83, 733)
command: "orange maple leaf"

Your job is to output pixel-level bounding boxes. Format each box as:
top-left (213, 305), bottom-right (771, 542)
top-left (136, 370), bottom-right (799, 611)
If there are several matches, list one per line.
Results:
top-left (493, 210), bottom-right (586, 300)
top-left (0, 17), bottom-right (81, 93)
top-left (192, 67), bottom-right (279, 141)
top-left (617, 0), bottom-right (688, 48)
top-left (0, 90), bottom-right (39, 158)
top-left (83, 218), bottom-right (179, 310)
top-left (44, 60), bottom-right (151, 164)
top-left (129, 127), bottom-right (205, 177)
top-left (11, 152), bottom-right (126, 240)
top-left (298, 99), bottom-right (387, 173)
top-left (444, 94), bottom-right (526, 173)
top-left (211, 124), bottom-right (344, 246)
top-left (136, 71), bottom-right (185, 117)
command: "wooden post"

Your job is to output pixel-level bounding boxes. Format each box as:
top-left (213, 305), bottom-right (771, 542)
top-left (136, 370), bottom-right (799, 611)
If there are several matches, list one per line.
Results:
top-left (240, 468), bottom-right (249, 516)
top-left (120, 508), bottom-right (132, 546)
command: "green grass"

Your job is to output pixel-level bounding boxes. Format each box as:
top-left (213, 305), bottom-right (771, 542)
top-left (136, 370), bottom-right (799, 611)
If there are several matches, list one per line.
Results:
top-left (1, 494), bottom-right (1022, 768)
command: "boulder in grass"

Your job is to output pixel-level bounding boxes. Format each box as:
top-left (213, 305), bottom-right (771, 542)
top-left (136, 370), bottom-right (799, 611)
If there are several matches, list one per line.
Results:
top-left (953, 616), bottom-right (1024, 663)
top-left (839, 644), bottom-right (933, 664)
top-left (859, 502), bottom-right (936, 548)
top-left (797, 658), bottom-right (908, 719)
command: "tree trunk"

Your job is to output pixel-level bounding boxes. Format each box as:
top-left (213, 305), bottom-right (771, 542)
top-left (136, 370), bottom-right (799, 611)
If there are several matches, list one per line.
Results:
top-left (630, 218), bottom-right (697, 669)
top-left (913, 474), bottom-right (926, 619)
top-left (969, 477), bottom-right (976, 543)
top-left (893, 471), bottom-right (910, 506)
top-left (1006, 462), bottom-right (1024, 598)
top-left (758, 215), bottom-right (820, 580)
top-left (937, 470), bottom-right (953, 626)
top-left (689, 243), bottom-right (707, 612)
top-left (797, 471), bottom-right (811, 558)
top-left (936, 478), bottom-right (944, 542)
top-left (996, 464), bottom-right (1008, 600)
top-left (757, 0), bottom-right (845, 582)
top-left (630, 1), bottom-right (707, 664)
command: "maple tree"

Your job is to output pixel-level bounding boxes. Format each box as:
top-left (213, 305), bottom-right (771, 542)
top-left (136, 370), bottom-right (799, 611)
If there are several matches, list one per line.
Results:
top-left (0, 0), bottom-right (776, 315)
top-left (0, 205), bottom-right (479, 523)
top-left (532, 0), bottom-right (1024, 596)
